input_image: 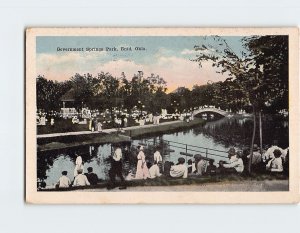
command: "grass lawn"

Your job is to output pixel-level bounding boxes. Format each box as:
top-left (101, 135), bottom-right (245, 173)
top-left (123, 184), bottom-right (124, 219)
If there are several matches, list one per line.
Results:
top-left (40, 172), bottom-right (288, 192)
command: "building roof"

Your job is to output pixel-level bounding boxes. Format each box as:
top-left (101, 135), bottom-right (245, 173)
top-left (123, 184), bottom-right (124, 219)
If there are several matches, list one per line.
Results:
top-left (60, 88), bottom-right (76, 102)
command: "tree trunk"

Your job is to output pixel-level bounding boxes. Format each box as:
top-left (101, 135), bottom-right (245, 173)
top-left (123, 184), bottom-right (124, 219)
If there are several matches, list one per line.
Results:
top-left (259, 111), bottom-right (263, 155)
top-left (248, 106), bottom-right (256, 174)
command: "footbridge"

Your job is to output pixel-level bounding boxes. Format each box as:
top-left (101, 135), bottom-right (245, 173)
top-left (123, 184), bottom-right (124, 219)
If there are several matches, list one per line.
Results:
top-left (192, 107), bottom-right (230, 117)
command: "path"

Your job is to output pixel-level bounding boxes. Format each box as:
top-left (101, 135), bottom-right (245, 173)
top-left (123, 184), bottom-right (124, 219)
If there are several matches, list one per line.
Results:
top-left (37, 120), bottom-right (182, 138)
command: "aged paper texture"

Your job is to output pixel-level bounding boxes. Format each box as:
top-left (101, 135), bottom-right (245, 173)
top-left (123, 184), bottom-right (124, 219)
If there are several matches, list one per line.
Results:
top-left (26, 28), bottom-right (299, 204)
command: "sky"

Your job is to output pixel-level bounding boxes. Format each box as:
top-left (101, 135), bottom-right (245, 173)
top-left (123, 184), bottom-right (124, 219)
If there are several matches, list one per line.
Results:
top-left (36, 36), bottom-right (246, 92)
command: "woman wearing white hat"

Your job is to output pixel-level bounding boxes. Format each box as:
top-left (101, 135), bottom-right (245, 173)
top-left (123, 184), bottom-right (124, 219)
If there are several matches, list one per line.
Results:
top-left (135, 145), bottom-right (150, 179)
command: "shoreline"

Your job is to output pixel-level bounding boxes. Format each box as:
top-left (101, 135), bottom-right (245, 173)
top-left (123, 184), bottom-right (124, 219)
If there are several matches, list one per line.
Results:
top-left (37, 118), bottom-right (205, 152)
top-left (39, 173), bottom-right (289, 192)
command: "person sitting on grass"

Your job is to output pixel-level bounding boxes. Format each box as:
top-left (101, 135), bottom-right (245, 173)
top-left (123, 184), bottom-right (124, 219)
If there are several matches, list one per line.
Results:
top-left (73, 169), bottom-right (90, 187)
top-left (187, 159), bottom-right (194, 174)
top-left (170, 157), bottom-right (188, 178)
top-left (206, 159), bottom-right (217, 176)
top-left (266, 149), bottom-right (283, 173)
top-left (163, 161), bottom-right (174, 177)
top-left (194, 154), bottom-right (207, 176)
top-left (263, 140), bottom-right (289, 163)
top-left (149, 161), bottom-right (162, 179)
top-left (247, 145), bottom-right (264, 172)
top-left (247, 144), bottom-right (261, 163)
top-left (125, 170), bottom-right (135, 181)
top-left (57, 171), bottom-right (71, 188)
top-left (85, 167), bottom-right (99, 185)
top-left (220, 148), bottom-right (244, 174)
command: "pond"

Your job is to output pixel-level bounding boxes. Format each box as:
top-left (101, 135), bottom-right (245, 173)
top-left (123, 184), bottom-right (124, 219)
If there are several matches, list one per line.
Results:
top-left (37, 115), bottom-right (289, 188)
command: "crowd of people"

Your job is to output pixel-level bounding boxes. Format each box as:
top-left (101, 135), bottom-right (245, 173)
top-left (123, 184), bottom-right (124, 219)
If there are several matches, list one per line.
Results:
top-left (55, 141), bottom-right (289, 190)
top-left (56, 154), bottom-right (99, 189)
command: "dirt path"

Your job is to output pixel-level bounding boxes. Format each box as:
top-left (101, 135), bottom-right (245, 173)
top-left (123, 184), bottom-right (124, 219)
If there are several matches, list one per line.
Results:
top-left (76, 180), bottom-right (289, 192)
top-left (37, 120), bottom-right (182, 138)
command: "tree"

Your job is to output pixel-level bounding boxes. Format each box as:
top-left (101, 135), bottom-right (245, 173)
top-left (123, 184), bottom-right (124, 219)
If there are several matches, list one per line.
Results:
top-left (146, 73), bottom-right (167, 93)
top-left (96, 72), bottom-right (121, 119)
top-left (36, 75), bottom-right (72, 111)
top-left (193, 35), bottom-right (288, 173)
top-left (70, 73), bottom-right (98, 109)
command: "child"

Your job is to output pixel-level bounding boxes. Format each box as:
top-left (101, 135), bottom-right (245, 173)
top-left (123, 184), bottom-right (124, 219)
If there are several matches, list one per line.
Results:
top-left (57, 171), bottom-right (71, 188)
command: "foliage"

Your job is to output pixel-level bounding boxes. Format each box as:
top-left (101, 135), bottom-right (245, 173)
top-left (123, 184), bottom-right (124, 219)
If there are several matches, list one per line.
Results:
top-left (36, 75), bottom-right (72, 111)
top-left (192, 35), bottom-right (288, 112)
top-left (36, 71), bottom-right (170, 115)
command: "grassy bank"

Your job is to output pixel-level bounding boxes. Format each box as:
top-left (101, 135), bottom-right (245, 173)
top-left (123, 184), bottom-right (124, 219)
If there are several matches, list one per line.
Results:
top-left (40, 172), bottom-right (288, 192)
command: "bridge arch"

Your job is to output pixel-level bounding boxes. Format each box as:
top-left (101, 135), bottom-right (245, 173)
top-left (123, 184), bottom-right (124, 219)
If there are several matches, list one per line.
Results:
top-left (192, 107), bottom-right (229, 117)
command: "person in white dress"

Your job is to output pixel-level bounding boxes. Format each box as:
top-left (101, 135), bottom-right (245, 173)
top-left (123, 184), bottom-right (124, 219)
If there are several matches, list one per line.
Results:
top-left (74, 154), bottom-right (84, 177)
top-left (170, 157), bottom-right (188, 178)
top-left (149, 161), bottom-right (162, 179)
top-left (135, 146), bottom-right (150, 179)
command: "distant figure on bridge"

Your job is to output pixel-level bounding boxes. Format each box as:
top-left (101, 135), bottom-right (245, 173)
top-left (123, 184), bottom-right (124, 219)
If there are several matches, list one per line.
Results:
top-left (170, 157), bottom-right (188, 178)
top-left (135, 145), bottom-right (150, 179)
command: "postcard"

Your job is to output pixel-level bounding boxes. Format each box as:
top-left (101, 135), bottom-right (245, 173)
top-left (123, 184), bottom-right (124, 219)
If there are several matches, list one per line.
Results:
top-left (26, 27), bottom-right (299, 204)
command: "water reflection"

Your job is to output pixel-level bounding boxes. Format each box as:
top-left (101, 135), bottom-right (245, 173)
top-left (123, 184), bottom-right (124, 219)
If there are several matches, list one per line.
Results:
top-left (37, 115), bottom-right (288, 187)
top-left (38, 144), bottom-right (113, 187)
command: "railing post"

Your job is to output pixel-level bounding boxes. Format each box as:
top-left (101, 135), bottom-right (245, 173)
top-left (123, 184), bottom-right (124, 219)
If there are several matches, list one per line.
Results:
top-left (186, 144), bottom-right (188, 163)
top-left (206, 148), bottom-right (208, 158)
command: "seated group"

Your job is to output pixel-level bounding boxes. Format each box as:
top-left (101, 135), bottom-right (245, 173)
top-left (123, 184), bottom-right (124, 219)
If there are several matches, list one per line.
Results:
top-left (56, 167), bottom-right (99, 188)
top-left (56, 143), bottom-right (288, 188)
